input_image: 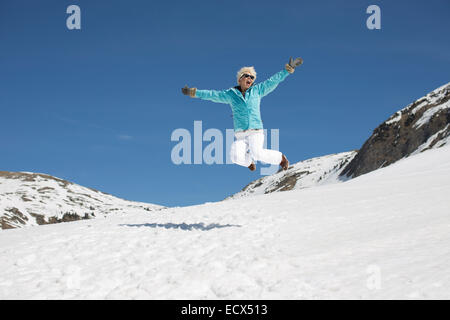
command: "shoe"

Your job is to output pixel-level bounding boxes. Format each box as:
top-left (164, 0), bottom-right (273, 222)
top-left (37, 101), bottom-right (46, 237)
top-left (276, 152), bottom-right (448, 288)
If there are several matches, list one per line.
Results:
top-left (248, 163), bottom-right (256, 171)
top-left (280, 154), bottom-right (289, 171)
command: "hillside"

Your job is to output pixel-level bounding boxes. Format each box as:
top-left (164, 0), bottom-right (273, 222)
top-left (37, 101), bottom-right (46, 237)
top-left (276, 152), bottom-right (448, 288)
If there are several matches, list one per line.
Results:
top-left (228, 151), bottom-right (356, 199)
top-left (1, 145), bottom-right (449, 299)
top-left (0, 172), bottom-right (164, 229)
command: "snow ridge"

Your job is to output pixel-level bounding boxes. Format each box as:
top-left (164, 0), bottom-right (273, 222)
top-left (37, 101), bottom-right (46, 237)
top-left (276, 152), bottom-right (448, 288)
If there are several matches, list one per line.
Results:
top-left (0, 172), bottom-right (164, 229)
top-left (385, 82), bottom-right (449, 126)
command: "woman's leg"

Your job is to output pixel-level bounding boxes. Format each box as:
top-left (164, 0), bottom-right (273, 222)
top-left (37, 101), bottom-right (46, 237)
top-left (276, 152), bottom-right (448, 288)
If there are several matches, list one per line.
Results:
top-left (230, 135), bottom-right (253, 167)
top-left (248, 131), bottom-right (283, 165)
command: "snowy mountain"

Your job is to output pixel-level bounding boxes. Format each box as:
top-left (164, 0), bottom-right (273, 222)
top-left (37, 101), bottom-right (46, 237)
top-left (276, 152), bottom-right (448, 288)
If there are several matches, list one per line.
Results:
top-left (3, 84), bottom-right (448, 230)
top-left (1, 144), bottom-right (449, 299)
top-left (228, 151), bottom-right (356, 199)
top-left (0, 172), bottom-right (164, 230)
top-left (230, 83), bottom-right (449, 199)
top-left (341, 82), bottom-right (450, 178)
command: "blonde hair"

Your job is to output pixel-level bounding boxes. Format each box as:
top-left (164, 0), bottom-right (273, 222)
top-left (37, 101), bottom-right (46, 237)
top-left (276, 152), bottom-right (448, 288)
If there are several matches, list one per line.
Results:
top-left (236, 66), bottom-right (257, 84)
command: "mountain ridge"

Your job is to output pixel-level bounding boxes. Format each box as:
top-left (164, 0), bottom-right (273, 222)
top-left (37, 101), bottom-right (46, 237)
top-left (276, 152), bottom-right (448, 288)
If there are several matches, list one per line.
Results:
top-left (0, 171), bottom-right (164, 230)
top-left (340, 82), bottom-right (449, 178)
top-left (229, 82), bottom-right (449, 199)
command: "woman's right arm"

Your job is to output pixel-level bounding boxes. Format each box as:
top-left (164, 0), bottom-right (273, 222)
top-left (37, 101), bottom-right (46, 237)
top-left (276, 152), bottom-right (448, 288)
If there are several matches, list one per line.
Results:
top-left (195, 89), bottom-right (231, 104)
top-left (182, 86), bottom-right (231, 104)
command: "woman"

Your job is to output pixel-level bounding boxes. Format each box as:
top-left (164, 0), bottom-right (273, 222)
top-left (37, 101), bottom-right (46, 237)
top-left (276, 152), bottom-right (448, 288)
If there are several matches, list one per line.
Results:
top-left (182, 57), bottom-right (303, 171)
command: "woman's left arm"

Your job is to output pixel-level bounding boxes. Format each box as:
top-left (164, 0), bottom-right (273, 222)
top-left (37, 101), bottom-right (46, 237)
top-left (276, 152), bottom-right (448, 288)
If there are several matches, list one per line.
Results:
top-left (255, 57), bottom-right (303, 98)
top-left (254, 69), bottom-right (290, 98)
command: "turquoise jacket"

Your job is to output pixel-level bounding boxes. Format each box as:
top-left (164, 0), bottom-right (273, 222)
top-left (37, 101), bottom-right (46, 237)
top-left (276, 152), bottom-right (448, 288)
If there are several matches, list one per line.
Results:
top-left (195, 69), bottom-right (290, 132)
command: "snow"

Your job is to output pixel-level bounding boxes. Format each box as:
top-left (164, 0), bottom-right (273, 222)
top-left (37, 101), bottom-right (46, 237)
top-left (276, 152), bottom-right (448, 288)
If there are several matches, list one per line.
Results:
top-left (383, 82), bottom-right (449, 126)
top-left (1, 145), bottom-right (449, 299)
top-left (410, 83), bottom-right (449, 128)
top-left (385, 111), bottom-right (402, 125)
top-left (414, 99), bottom-right (450, 128)
top-left (410, 124), bottom-right (450, 156)
top-left (229, 151), bottom-right (356, 199)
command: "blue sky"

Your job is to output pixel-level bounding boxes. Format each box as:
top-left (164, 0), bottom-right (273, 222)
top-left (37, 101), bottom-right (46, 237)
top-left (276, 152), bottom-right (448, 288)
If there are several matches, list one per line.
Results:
top-left (1, 0), bottom-right (449, 207)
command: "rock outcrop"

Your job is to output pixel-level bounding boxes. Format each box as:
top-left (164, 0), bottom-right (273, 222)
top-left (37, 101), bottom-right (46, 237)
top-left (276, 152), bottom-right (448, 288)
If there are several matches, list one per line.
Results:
top-left (340, 83), bottom-right (449, 178)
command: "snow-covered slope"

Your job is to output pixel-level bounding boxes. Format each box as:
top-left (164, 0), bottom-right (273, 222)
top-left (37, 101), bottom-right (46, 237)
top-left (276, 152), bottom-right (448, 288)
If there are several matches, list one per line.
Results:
top-left (0, 172), bottom-right (164, 229)
top-left (1, 145), bottom-right (449, 299)
top-left (229, 151), bottom-right (356, 199)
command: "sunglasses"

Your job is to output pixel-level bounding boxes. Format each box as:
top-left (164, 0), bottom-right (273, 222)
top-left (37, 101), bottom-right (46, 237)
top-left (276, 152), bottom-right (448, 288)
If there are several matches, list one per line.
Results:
top-left (241, 73), bottom-right (255, 80)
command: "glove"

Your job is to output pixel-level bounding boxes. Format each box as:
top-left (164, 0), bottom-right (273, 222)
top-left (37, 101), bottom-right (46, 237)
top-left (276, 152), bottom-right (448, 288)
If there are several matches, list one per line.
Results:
top-left (181, 85), bottom-right (197, 98)
top-left (285, 57), bottom-right (303, 73)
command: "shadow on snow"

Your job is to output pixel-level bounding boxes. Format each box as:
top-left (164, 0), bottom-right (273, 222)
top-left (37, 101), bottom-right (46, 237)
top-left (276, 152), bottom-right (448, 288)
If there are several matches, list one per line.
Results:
top-left (120, 222), bottom-right (241, 231)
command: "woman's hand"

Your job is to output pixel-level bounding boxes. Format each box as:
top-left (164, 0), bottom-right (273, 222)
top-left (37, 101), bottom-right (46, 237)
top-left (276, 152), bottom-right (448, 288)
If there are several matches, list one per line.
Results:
top-left (181, 85), bottom-right (197, 97)
top-left (285, 57), bottom-right (303, 73)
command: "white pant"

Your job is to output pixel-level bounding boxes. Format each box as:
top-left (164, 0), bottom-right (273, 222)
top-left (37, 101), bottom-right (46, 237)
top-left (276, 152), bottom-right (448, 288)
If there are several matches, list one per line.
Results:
top-left (230, 129), bottom-right (282, 167)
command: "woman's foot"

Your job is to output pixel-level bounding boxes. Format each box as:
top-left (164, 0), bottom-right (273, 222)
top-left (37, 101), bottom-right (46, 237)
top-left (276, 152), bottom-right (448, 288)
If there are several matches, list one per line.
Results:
top-left (280, 154), bottom-right (289, 170)
top-left (248, 163), bottom-right (256, 171)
